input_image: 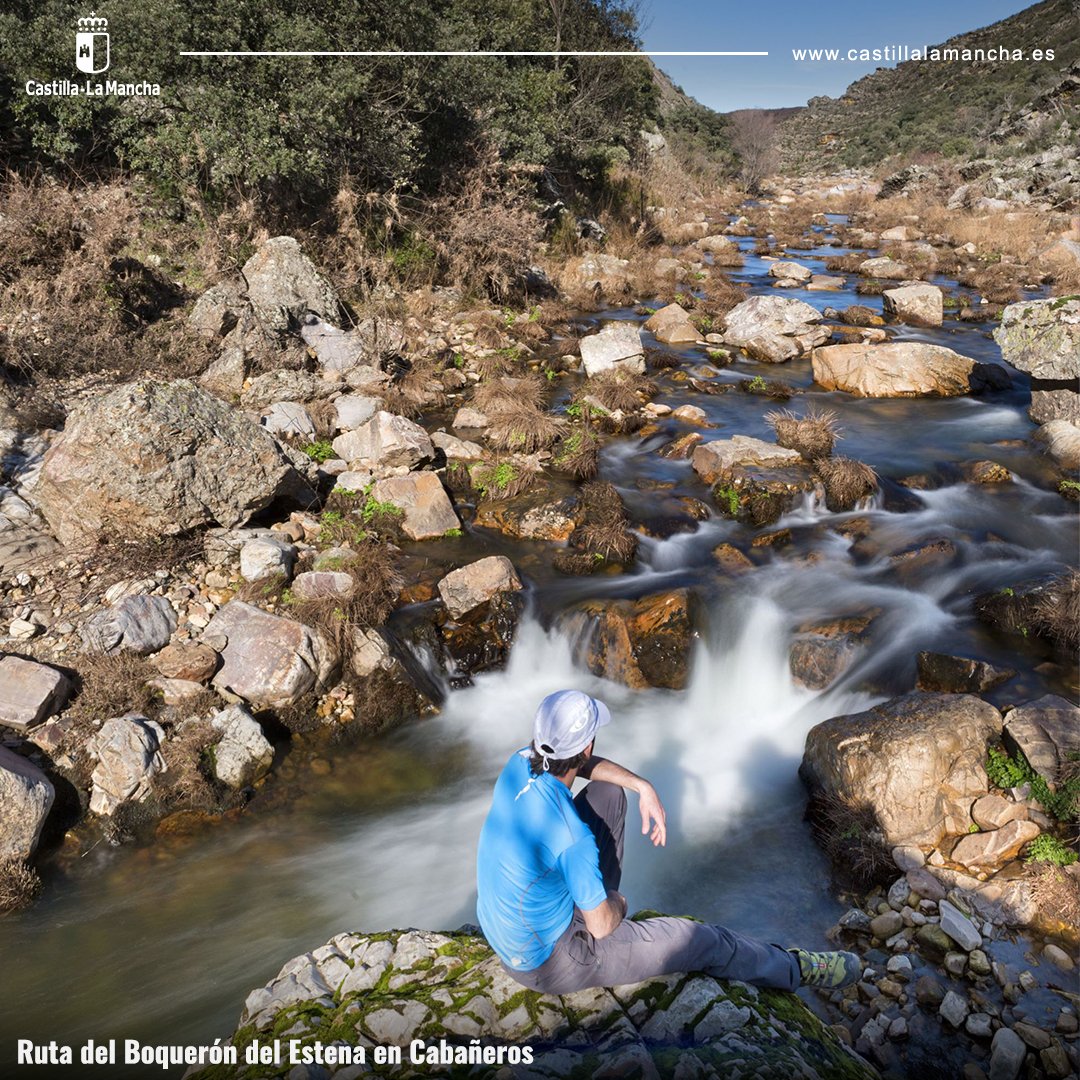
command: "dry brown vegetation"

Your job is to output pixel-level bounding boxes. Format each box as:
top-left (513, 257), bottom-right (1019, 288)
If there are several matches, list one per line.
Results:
top-left (767, 407), bottom-right (840, 461)
top-left (552, 423), bottom-right (601, 481)
top-left (0, 859), bottom-right (41, 914)
top-left (66, 652), bottom-right (162, 725)
top-left (1033, 569), bottom-right (1080, 653)
top-left (1027, 861), bottom-right (1080, 928)
top-left (569, 481), bottom-right (637, 565)
top-left (816, 457), bottom-right (879, 512)
top-left (807, 791), bottom-right (894, 891)
top-left (580, 370), bottom-right (655, 413)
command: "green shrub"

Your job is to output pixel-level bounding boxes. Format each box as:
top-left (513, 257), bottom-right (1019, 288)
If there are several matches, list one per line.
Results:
top-left (1025, 834), bottom-right (1078, 867)
top-left (302, 440), bottom-right (336, 464)
top-left (986, 746), bottom-right (1080, 822)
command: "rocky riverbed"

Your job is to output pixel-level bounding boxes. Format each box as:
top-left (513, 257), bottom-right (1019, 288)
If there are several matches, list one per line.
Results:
top-left (1, 177), bottom-right (1078, 1078)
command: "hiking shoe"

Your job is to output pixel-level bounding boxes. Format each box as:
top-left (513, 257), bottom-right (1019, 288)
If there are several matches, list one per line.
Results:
top-left (791, 948), bottom-right (861, 989)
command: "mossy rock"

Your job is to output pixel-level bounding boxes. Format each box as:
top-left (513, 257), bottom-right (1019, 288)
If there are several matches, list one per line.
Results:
top-left (190, 924), bottom-right (878, 1079)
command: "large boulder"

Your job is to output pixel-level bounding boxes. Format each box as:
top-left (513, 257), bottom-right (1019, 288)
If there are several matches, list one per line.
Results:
top-left (0, 656), bottom-right (71, 732)
top-left (301, 315), bottom-right (405, 374)
top-left (368, 473), bottom-right (460, 540)
top-left (192, 927), bottom-right (874, 1080)
top-left (80, 594), bottom-right (177, 655)
top-left (241, 236), bottom-right (341, 331)
top-left (858, 257), bottom-right (909, 280)
top-left (204, 601), bottom-right (337, 707)
top-left (801, 693), bottom-right (1002, 847)
top-left (721, 296), bottom-right (829, 362)
top-left (691, 436), bottom-right (802, 485)
top-left (882, 283), bottom-right (944, 327)
top-left (0, 747), bottom-right (55, 860)
top-left (86, 715), bottom-right (166, 817)
top-left (579, 322), bottom-right (646, 377)
top-left (331, 411), bottom-right (435, 469)
top-left (561, 253), bottom-right (630, 296)
top-left (1033, 418), bottom-right (1080, 470)
top-left (811, 343), bottom-right (1009, 398)
top-left (437, 557), bottom-right (523, 620)
top-left (34, 380), bottom-right (309, 546)
top-left (993, 297), bottom-right (1080, 381)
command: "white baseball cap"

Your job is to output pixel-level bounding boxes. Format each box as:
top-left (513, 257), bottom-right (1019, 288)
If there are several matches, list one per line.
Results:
top-left (532, 689), bottom-right (611, 769)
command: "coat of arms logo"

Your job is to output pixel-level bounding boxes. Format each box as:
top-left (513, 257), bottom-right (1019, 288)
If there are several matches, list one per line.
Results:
top-left (76, 12), bottom-right (110, 75)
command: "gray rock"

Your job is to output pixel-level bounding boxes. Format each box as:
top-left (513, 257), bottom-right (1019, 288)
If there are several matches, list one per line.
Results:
top-left (967, 1013), bottom-right (994, 1039)
top-left (579, 322), bottom-right (646, 377)
top-left (242, 237), bottom-right (340, 331)
top-left (438, 556), bottom-right (523, 620)
top-left (768, 260), bottom-right (813, 283)
top-left (291, 571), bottom-right (355, 601)
top-left (1034, 419), bottom-right (1080, 470)
top-left (239, 537), bottom-right (296, 583)
top-left (691, 436), bottom-right (802, 484)
top-left (939, 899), bottom-right (983, 951)
top-left (839, 908), bottom-right (873, 933)
top-left (870, 910), bottom-right (904, 940)
top-left (35, 379), bottom-right (309, 546)
top-left (0, 656), bottom-right (71, 732)
top-left (1003, 695), bottom-right (1080, 786)
top-left (87, 715), bottom-right (166, 816)
top-left (260, 402), bottom-right (315, 438)
top-left (187, 282), bottom-right (248, 339)
top-left (81, 594), bottom-right (177, 656)
top-left (883, 283), bottom-right (944, 327)
top-left (988, 1026), bottom-right (1026, 1080)
top-left (859, 256), bottom-right (910, 280)
top-left (333, 394), bottom-right (380, 432)
top-left (1042, 943), bottom-right (1075, 972)
top-left (951, 819), bottom-right (1041, 869)
top-left (971, 794), bottom-right (1026, 831)
top-left (331, 411), bottom-right (434, 469)
top-left (0, 746), bottom-right (55, 860)
top-left (940, 990), bottom-right (970, 1028)
top-left (204, 601), bottom-right (338, 707)
top-left (994, 297), bottom-right (1080, 381)
top-left (367, 473), bottom-right (459, 540)
top-left (349, 628), bottom-right (393, 679)
top-left (208, 705), bottom-right (273, 789)
top-left (721, 295), bottom-right (828, 361)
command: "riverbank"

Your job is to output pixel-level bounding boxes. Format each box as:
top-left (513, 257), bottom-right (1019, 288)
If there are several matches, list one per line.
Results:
top-left (1, 171), bottom-right (1078, 1078)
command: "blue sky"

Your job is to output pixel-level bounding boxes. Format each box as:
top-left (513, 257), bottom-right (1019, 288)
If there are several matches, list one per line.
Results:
top-left (638, 0), bottom-right (1039, 111)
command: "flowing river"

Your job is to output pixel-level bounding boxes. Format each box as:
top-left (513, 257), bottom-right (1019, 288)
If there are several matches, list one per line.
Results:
top-left (1, 219), bottom-right (1076, 1073)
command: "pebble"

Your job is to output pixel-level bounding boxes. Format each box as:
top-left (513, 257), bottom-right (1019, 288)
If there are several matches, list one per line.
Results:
top-left (871, 910), bottom-right (903, 939)
top-left (886, 955), bottom-right (912, 979)
top-left (945, 952), bottom-right (968, 977)
top-left (968, 949), bottom-right (992, 977)
top-left (9, 618), bottom-right (40, 639)
top-left (888, 1016), bottom-right (908, 1040)
top-left (966, 1013), bottom-right (994, 1039)
top-left (1012, 1021), bottom-right (1050, 1050)
top-left (940, 990), bottom-right (970, 1028)
top-left (887, 878), bottom-right (910, 910)
top-left (839, 908), bottom-right (872, 933)
top-left (1056, 1009), bottom-right (1078, 1034)
top-left (1017, 971), bottom-right (1037, 993)
top-left (988, 1026), bottom-right (1026, 1080)
top-left (1041, 944), bottom-right (1075, 972)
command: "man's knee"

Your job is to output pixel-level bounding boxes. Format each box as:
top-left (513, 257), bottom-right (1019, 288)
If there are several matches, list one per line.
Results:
top-left (583, 780), bottom-right (626, 822)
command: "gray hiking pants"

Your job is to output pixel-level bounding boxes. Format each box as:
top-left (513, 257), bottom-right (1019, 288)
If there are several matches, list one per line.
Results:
top-left (505, 781), bottom-right (801, 995)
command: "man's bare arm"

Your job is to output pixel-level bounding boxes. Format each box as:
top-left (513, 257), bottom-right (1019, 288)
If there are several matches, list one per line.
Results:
top-left (578, 757), bottom-right (667, 847)
top-left (581, 890), bottom-right (627, 939)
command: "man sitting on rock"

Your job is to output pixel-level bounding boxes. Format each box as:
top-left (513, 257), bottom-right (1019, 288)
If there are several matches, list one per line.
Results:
top-left (476, 689), bottom-right (860, 995)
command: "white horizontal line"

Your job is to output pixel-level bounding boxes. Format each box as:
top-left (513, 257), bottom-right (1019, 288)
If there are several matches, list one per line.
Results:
top-left (179, 50), bottom-right (769, 57)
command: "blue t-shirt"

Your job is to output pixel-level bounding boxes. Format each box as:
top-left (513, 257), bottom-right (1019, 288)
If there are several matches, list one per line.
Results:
top-left (476, 749), bottom-right (607, 971)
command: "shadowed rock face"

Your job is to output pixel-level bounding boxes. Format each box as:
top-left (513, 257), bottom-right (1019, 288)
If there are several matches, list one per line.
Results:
top-left (34, 379), bottom-right (310, 547)
top-left (190, 926), bottom-right (877, 1080)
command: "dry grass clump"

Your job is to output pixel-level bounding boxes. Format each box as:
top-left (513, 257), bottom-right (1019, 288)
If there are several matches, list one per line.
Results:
top-left (289, 543), bottom-right (403, 648)
top-left (815, 457), bottom-right (878, 512)
top-left (77, 531), bottom-right (204, 595)
top-left (1033, 569), bottom-right (1080, 653)
top-left (644, 345), bottom-right (679, 370)
top-left (66, 652), bottom-right (161, 725)
top-left (552, 424), bottom-right (601, 481)
top-left (468, 455), bottom-right (543, 501)
top-left (472, 374), bottom-right (546, 415)
top-left (0, 859), bottom-right (42, 914)
top-left (1027, 861), bottom-right (1080, 928)
top-left (381, 355), bottom-right (447, 418)
top-left (486, 406), bottom-right (566, 453)
top-left (807, 792), bottom-right (894, 891)
top-left (766, 407), bottom-right (841, 460)
top-left (582, 370), bottom-right (656, 413)
top-left (571, 482), bottom-right (637, 565)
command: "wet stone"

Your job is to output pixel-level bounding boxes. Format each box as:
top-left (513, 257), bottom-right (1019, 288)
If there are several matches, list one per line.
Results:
top-left (939, 990), bottom-right (970, 1028)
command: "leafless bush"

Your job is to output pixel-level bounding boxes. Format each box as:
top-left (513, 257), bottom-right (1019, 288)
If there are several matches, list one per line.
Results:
top-left (426, 143), bottom-right (544, 301)
top-left (767, 407), bottom-right (841, 460)
top-left (730, 112), bottom-right (779, 194)
top-left (807, 792), bottom-right (894, 891)
top-left (0, 859), bottom-right (41, 914)
top-left (815, 457), bottom-right (878, 512)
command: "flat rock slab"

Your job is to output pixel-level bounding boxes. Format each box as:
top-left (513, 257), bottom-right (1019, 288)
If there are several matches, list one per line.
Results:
top-left (938, 899), bottom-right (982, 951)
top-left (812, 342), bottom-right (1010, 398)
top-left (190, 926), bottom-right (875, 1080)
top-left (0, 655), bottom-right (71, 731)
top-left (692, 436), bottom-right (802, 484)
top-left (0, 746), bottom-right (55, 860)
top-left (916, 651), bottom-right (1014, 694)
top-left (369, 473), bottom-right (460, 541)
top-left (204, 601), bottom-right (335, 707)
top-left (951, 818), bottom-right (1040, 869)
top-left (579, 322), bottom-right (646, 377)
top-left (80, 594), bottom-right (178, 656)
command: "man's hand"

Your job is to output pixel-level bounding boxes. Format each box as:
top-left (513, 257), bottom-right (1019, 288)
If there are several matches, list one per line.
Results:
top-left (638, 782), bottom-right (667, 847)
